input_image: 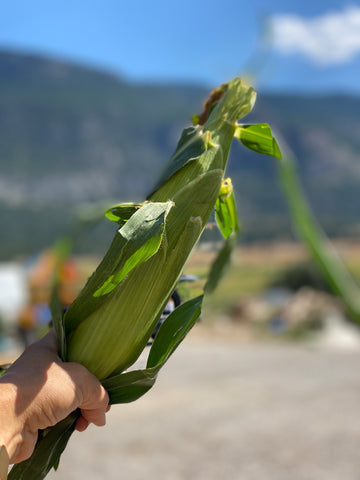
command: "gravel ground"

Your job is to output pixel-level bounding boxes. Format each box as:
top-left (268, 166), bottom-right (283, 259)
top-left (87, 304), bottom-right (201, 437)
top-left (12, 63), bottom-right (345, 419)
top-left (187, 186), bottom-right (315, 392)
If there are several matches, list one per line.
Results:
top-left (42, 334), bottom-right (360, 480)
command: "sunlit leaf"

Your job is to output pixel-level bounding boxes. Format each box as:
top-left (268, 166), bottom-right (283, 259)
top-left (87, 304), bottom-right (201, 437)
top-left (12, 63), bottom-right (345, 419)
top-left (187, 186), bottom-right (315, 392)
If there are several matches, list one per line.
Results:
top-left (65, 201), bottom-right (173, 331)
top-left (234, 123), bottom-right (281, 158)
top-left (149, 125), bottom-right (209, 196)
top-left (105, 203), bottom-right (143, 226)
top-left (215, 178), bottom-right (240, 239)
top-left (94, 231), bottom-right (166, 297)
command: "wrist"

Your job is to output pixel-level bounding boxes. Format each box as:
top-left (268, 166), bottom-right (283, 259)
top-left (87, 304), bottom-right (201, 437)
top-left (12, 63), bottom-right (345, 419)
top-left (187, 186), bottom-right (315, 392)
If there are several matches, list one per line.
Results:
top-left (0, 381), bottom-right (23, 462)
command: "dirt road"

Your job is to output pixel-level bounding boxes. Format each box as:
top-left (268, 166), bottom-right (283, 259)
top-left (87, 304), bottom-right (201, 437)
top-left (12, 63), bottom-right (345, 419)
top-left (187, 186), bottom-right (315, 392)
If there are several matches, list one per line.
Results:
top-left (45, 334), bottom-right (360, 480)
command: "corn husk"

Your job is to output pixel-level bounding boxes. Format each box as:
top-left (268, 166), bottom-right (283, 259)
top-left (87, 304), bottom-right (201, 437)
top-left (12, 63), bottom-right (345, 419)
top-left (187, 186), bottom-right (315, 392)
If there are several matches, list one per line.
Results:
top-left (9, 77), bottom-right (281, 480)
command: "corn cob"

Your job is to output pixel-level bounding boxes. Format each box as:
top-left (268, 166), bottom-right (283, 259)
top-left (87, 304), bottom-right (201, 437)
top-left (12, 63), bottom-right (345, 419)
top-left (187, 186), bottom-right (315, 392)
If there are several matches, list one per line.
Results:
top-left (64, 78), bottom-right (256, 379)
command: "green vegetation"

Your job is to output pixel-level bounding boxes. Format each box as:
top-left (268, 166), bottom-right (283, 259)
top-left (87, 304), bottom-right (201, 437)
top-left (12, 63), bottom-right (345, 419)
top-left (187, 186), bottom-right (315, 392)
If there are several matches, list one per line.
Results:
top-left (270, 261), bottom-right (332, 293)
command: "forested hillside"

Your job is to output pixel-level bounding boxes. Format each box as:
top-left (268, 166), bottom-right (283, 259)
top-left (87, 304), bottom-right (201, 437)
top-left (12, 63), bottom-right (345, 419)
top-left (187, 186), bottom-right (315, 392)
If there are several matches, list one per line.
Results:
top-left (0, 50), bottom-right (359, 259)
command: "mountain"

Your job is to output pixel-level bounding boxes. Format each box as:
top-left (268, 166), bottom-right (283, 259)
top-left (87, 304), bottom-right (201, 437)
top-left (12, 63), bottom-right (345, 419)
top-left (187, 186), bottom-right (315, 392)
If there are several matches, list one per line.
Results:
top-left (0, 50), bottom-right (359, 259)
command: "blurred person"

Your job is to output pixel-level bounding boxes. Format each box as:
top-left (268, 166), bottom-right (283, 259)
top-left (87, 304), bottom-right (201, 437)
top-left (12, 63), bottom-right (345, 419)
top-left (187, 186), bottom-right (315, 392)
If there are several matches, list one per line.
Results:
top-left (0, 330), bottom-right (109, 479)
top-left (17, 251), bottom-right (82, 347)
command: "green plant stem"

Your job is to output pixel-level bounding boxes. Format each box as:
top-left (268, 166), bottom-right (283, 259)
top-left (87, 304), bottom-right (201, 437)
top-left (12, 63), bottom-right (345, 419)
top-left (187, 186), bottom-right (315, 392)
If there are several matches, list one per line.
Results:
top-left (276, 150), bottom-right (360, 322)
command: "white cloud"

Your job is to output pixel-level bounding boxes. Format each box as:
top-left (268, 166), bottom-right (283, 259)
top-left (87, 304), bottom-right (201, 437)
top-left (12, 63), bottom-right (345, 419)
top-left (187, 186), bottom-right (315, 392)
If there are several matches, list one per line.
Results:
top-left (271, 6), bottom-right (360, 65)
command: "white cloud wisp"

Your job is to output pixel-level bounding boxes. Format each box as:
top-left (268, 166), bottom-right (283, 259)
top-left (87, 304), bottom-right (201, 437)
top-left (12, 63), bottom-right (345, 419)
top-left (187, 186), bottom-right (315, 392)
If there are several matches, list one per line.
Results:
top-left (271, 6), bottom-right (360, 65)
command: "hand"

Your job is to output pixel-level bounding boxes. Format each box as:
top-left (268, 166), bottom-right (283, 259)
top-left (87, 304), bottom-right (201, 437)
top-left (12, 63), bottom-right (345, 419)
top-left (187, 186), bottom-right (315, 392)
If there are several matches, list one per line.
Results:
top-left (0, 330), bottom-right (109, 464)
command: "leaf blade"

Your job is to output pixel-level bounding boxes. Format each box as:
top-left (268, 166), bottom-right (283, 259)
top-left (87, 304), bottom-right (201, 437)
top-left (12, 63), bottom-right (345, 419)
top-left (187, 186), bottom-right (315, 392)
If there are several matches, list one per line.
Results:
top-left (102, 295), bottom-right (203, 404)
top-left (234, 123), bottom-right (281, 158)
top-left (102, 369), bottom-right (158, 404)
top-left (215, 178), bottom-right (240, 239)
top-left (105, 203), bottom-right (143, 226)
top-left (147, 295), bottom-right (203, 368)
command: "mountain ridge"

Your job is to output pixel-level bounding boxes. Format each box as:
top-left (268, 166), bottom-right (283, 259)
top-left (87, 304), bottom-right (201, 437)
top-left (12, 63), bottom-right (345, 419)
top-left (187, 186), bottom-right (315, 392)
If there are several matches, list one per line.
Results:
top-left (0, 49), bottom-right (359, 259)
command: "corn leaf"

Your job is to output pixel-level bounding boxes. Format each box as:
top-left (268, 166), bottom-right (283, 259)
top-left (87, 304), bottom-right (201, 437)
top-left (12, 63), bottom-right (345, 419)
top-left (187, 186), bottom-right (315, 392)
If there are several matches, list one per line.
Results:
top-left (276, 151), bottom-right (360, 322)
top-left (234, 123), bottom-right (281, 158)
top-left (102, 296), bottom-right (203, 404)
top-left (8, 411), bottom-right (79, 480)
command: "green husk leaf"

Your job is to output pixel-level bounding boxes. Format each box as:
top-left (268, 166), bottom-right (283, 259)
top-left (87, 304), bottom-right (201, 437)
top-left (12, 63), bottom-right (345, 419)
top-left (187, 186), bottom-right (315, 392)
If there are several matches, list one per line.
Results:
top-left (204, 81), bottom-right (256, 132)
top-left (215, 182), bottom-right (239, 240)
top-left (149, 125), bottom-right (209, 195)
top-left (102, 295), bottom-right (203, 404)
top-left (205, 233), bottom-right (238, 295)
top-left (66, 215), bottom-right (203, 379)
top-left (102, 369), bottom-right (157, 404)
top-left (8, 411), bottom-right (79, 480)
top-left (0, 364), bottom-right (10, 377)
top-left (147, 295), bottom-right (203, 368)
top-left (234, 123), bottom-right (281, 158)
top-left (94, 226), bottom-right (167, 297)
top-left (53, 456), bottom-right (60, 471)
top-left (207, 176), bottom-right (240, 294)
top-left (50, 288), bottom-right (67, 361)
top-left (64, 201), bottom-right (173, 331)
top-left (105, 203), bottom-right (143, 226)
top-left (150, 79), bottom-right (257, 198)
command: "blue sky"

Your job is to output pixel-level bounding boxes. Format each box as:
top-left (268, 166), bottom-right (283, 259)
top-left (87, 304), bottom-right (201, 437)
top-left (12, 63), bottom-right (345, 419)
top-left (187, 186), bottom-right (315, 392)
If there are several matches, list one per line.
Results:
top-left (0, 0), bottom-right (359, 93)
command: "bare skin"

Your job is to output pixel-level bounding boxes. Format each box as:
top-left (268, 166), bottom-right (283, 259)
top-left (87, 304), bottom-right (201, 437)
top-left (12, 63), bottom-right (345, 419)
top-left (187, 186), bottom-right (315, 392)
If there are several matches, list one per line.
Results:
top-left (0, 330), bottom-right (109, 464)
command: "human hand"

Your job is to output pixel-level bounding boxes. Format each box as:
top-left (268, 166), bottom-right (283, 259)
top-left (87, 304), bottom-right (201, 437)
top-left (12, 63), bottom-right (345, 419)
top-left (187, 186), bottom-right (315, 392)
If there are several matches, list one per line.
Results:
top-left (0, 330), bottom-right (109, 464)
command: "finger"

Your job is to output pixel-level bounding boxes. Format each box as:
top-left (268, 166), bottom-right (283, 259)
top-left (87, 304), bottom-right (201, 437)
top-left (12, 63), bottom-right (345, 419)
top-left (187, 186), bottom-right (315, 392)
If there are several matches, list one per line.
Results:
top-left (75, 416), bottom-right (90, 433)
top-left (80, 408), bottom-right (106, 427)
top-left (64, 362), bottom-right (109, 420)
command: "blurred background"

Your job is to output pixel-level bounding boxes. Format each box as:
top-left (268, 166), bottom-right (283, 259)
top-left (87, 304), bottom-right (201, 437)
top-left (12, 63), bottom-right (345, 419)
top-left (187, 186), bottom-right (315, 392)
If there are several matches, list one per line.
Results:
top-left (1, 1), bottom-right (360, 478)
